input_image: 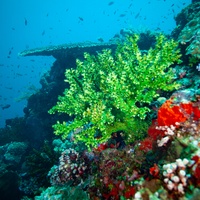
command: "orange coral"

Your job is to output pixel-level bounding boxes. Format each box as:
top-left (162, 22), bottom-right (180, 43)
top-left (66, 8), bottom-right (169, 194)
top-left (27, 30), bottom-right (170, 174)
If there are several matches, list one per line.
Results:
top-left (157, 100), bottom-right (200, 126)
top-left (157, 100), bottom-right (189, 126)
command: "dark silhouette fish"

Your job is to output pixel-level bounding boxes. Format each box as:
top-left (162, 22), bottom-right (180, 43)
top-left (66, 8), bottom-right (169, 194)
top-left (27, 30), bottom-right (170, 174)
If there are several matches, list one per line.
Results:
top-left (108, 1), bottom-right (114, 6)
top-left (120, 14), bottom-right (126, 17)
top-left (24, 18), bottom-right (27, 26)
top-left (78, 17), bottom-right (84, 21)
top-left (135, 12), bottom-right (140, 19)
top-left (1, 104), bottom-right (11, 110)
top-left (97, 38), bottom-right (104, 42)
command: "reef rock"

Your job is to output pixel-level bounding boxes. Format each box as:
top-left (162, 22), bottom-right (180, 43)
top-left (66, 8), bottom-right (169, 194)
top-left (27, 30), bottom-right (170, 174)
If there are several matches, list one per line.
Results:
top-left (4, 142), bottom-right (28, 164)
top-left (172, 1), bottom-right (200, 59)
top-left (19, 41), bottom-right (117, 62)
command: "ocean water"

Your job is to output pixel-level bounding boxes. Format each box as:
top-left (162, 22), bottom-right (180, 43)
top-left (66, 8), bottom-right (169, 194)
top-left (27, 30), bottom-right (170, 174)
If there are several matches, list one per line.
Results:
top-left (2, 1), bottom-right (200, 200)
top-left (0, 0), bottom-right (191, 128)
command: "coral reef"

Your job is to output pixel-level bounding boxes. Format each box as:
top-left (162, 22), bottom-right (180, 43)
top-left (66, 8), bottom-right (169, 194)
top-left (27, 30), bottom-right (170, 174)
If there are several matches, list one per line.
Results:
top-left (44, 88), bottom-right (200, 199)
top-left (172, 1), bottom-right (200, 62)
top-left (0, 1), bottom-right (199, 199)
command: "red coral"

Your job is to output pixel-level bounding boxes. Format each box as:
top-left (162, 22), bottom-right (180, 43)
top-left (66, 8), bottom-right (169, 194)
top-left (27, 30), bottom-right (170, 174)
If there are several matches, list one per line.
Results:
top-left (192, 155), bottom-right (200, 185)
top-left (192, 155), bottom-right (200, 163)
top-left (149, 163), bottom-right (160, 178)
top-left (95, 143), bottom-right (108, 152)
top-left (148, 119), bottom-right (165, 140)
top-left (110, 186), bottom-right (119, 198)
top-left (193, 106), bottom-right (200, 120)
top-left (179, 102), bottom-right (193, 115)
top-left (124, 186), bottom-right (135, 198)
top-left (139, 137), bottom-right (154, 152)
top-left (102, 181), bottom-right (120, 200)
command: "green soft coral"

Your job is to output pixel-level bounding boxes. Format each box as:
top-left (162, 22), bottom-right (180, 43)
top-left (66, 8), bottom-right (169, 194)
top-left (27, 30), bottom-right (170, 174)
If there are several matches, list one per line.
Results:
top-left (49, 34), bottom-right (181, 150)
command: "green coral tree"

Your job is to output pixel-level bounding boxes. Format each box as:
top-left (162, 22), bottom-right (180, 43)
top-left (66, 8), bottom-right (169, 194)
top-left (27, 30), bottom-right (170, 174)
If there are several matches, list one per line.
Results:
top-left (49, 34), bottom-right (181, 150)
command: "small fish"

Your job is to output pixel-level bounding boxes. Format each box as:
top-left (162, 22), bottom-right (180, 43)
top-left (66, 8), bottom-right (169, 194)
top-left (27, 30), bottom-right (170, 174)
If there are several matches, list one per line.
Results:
top-left (135, 8), bottom-right (142, 19)
top-left (119, 14), bottom-right (126, 17)
top-left (108, 1), bottom-right (114, 6)
top-left (155, 27), bottom-right (161, 31)
top-left (97, 38), bottom-right (104, 42)
top-left (1, 104), bottom-right (11, 110)
top-left (42, 30), bottom-right (45, 36)
top-left (135, 12), bottom-right (140, 19)
top-left (171, 4), bottom-right (174, 7)
top-left (24, 18), bottom-right (28, 26)
top-left (128, 3), bottom-right (132, 8)
top-left (12, 27), bottom-right (15, 30)
top-left (78, 17), bottom-right (84, 21)
top-left (5, 87), bottom-right (12, 90)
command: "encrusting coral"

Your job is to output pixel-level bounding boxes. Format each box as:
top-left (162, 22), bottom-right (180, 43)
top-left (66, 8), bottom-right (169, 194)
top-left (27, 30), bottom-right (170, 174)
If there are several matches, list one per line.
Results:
top-left (173, 1), bottom-right (200, 61)
top-left (49, 34), bottom-right (181, 149)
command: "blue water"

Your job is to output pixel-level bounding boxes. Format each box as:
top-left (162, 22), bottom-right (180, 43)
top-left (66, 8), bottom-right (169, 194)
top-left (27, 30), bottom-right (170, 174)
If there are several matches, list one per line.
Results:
top-left (0, 0), bottom-right (191, 127)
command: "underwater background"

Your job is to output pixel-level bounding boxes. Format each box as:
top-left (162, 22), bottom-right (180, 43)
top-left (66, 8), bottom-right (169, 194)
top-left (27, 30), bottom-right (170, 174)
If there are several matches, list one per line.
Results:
top-left (0, 0), bottom-right (191, 127)
top-left (0, 0), bottom-right (200, 200)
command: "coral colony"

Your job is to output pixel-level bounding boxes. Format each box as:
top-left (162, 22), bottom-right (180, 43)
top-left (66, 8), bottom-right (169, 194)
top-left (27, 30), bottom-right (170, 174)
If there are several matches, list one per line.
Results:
top-left (49, 148), bottom-right (90, 186)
